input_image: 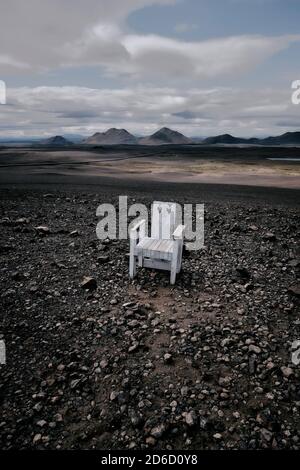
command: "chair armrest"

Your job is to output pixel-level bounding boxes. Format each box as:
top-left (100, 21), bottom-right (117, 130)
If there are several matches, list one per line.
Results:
top-left (129, 219), bottom-right (146, 240)
top-left (173, 224), bottom-right (185, 240)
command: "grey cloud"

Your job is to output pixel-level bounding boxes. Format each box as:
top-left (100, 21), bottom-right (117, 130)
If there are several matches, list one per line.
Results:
top-left (58, 110), bottom-right (100, 119)
top-left (2, 85), bottom-right (299, 138)
top-left (276, 120), bottom-right (300, 128)
top-left (172, 111), bottom-right (198, 119)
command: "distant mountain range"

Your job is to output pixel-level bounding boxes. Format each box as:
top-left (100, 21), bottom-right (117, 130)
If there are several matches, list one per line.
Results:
top-left (83, 127), bottom-right (192, 145)
top-left (202, 132), bottom-right (300, 146)
top-left (4, 128), bottom-right (299, 147)
top-left (259, 131), bottom-right (300, 145)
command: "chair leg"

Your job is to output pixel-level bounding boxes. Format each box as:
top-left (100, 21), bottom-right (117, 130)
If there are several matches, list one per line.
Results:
top-left (176, 240), bottom-right (183, 273)
top-left (129, 239), bottom-right (137, 279)
top-left (129, 253), bottom-right (136, 278)
top-left (170, 266), bottom-right (176, 285)
top-left (170, 243), bottom-right (179, 285)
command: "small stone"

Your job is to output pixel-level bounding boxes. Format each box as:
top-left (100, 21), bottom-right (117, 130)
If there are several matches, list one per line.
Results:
top-left (263, 232), bottom-right (276, 241)
top-left (163, 353), bottom-right (172, 364)
top-left (128, 343), bottom-right (139, 353)
top-left (266, 361), bottom-right (275, 370)
top-left (33, 403), bottom-right (43, 412)
top-left (184, 410), bottom-right (197, 427)
top-left (11, 271), bottom-right (23, 280)
top-left (100, 359), bottom-right (108, 369)
top-left (33, 433), bottom-right (42, 444)
top-left (54, 413), bottom-right (63, 422)
top-left (37, 420), bottom-right (47, 428)
top-left (129, 412), bottom-right (143, 428)
top-left (237, 307), bottom-right (245, 315)
top-left (281, 366), bottom-right (293, 378)
top-left (181, 386), bottom-right (189, 397)
top-left (69, 230), bottom-right (79, 237)
top-left (110, 391), bottom-right (118, 401)
top-left (249, 356), bottom-right (256, 375)
top-left (218, 376), bottom-right (232, 386)
top-left (288, 284), bottom-right (300, 298)
top-left (146, 436), bottom-right (156, 446)
top-left (97, 255), bottom-right (109, 264)
top-left (213, 433), bottom-right (222, 440)
top-left (35, 225), bottom-right (50, 234)
top-left (16, 217), bottom-right (30, 224)
top-left (261, 428), bottom-right (273, 442)
top-left (150, 424), bottom-right (166, 438)
top-left (249, 345), bottom-right (262, 354)
top-left (70, 379), bottom-right (81, 389)
top-left (80, 276), bottom-right (97, 290)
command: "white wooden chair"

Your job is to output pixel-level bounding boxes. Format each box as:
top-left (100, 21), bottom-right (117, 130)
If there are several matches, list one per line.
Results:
top-left (129, 201), bottom-right (185, 285)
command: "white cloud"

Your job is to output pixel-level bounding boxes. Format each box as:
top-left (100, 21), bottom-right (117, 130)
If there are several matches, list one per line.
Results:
top-left (1, 0), bottom-right (299, 81)
top-left (0, 0), bottom-right (176, 73)
top-left (122, 33), bottom-right (300, 79)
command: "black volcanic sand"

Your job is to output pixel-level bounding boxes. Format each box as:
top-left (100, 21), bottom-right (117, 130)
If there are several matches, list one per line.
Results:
top-left (0, 174), bottom-right (300, 450)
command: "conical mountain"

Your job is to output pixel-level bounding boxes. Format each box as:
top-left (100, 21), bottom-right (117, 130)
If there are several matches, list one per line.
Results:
top-left (83, 128), bottom-right (138, 145)
top-left (139, 127), bottom-right (193, 145)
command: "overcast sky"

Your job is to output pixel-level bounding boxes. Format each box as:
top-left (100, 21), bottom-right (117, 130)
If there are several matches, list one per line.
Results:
top-left (0, 0), bottom-right (299, 138)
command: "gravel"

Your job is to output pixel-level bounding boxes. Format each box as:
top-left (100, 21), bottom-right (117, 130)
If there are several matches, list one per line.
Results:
top-left (0, 185), bottom-right (299, 450)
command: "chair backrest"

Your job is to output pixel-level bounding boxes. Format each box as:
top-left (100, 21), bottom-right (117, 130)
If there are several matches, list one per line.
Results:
top-left (151, 201), bottom-right (180, 239)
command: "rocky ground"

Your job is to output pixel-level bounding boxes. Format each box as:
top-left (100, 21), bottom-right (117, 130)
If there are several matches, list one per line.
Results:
top-left (0, 184), bottom-right (299, 450)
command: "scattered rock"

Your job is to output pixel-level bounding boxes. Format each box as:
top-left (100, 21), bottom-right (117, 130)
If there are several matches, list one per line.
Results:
top-left (97, 255), bottom-right (109, 264)
top-left (263, 232), bottom-right (276, 242)
top-left (163, 353), bottom-right (173, 364)
top-left (181, 386), bottom-right (189, 397)
top-left (37, 420), bottom-right (47, 428)
top-left (69, 230), bottom-right (80, 237)
top-left (35, 225), bottom-right (50, 235)
top-left (261, 428), bottom-right (273, 442)
top-left (80, 276), bottom-right (97, 290)
top-left (184, 410), bottom-right (197, 427)
top-left (146, 436), bottom-right (156, 446)
top-left (128, 342), bottom-right (139, 353)
top-left (150, 424), bottom-right (166, 439)
top-left (249, 345), bottom-right (262, 354)
top-left (281, 366), bottom-right (293, 378)
top-left (288, 284), bottom-right (300, 298)
top-left (100, 359), bottom-right (108, 369)
top-left (110, 391), bottom-right (118, 401)
top-left (33, 434), bottom-right (42, 444)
